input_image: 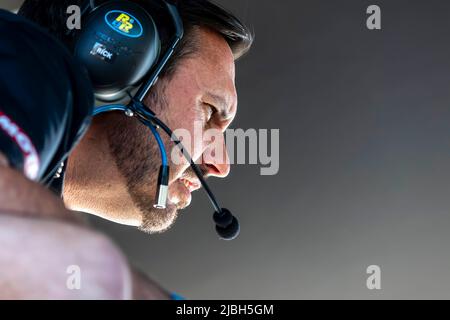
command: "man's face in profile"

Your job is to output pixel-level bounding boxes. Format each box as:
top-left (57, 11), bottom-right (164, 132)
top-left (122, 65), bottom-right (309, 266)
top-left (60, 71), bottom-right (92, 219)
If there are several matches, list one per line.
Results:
top-left (100, 27), bottom-right (237, 233)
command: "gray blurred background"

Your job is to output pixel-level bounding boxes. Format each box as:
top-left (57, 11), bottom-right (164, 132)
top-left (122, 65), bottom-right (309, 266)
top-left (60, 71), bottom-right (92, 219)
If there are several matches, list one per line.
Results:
top-left (2, 0), bottom-right (450, 299)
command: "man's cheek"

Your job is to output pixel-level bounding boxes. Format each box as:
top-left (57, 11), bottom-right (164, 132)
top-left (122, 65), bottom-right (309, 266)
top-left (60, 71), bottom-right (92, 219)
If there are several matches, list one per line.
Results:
top-left (169, 126), bottom-right (204, 165)
top-left (169, 128), bottom-right (191, 167)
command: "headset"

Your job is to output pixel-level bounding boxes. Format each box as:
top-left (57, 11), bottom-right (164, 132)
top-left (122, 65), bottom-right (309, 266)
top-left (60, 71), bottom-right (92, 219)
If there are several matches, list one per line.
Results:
top-left (71, 0), bottom-right (239, 240)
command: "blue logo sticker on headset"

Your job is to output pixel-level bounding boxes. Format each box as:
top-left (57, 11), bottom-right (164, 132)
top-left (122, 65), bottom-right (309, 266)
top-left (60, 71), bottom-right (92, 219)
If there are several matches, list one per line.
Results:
top-left (105, 10), bottom-right (143, 38)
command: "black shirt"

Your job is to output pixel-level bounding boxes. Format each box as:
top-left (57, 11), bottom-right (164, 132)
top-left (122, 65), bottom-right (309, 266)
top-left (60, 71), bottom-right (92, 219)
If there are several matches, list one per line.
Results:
top-left (0, 10), bottom-right (94, 187)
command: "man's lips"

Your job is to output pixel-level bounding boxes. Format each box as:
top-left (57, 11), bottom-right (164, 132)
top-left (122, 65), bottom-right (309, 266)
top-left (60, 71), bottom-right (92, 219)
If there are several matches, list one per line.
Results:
top-left (167, 177), bottom-right (201, 210)
top-left (179, 177), bottom-right (201, 193)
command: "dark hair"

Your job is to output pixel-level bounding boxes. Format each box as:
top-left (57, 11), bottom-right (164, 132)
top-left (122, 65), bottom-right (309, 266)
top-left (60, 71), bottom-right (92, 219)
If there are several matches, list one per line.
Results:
top-left (18, 0), bottom-right (253, 78)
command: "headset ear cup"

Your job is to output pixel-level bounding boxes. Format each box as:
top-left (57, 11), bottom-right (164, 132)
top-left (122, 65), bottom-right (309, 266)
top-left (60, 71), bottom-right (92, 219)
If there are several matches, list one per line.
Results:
top-left (73, 0), bottom-right (160, 101)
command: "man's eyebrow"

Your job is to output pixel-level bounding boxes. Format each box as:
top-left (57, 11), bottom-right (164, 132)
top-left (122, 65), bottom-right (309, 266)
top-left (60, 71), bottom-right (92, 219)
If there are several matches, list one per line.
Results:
top-left (205, 93), bottom-right (235, 120)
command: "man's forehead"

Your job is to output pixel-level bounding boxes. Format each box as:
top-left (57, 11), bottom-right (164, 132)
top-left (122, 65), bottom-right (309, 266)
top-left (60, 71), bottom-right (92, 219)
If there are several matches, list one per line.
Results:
top-left (193, 27), bottom-right (236, 75)
top-left (171, 27), bottom-right (238, 117)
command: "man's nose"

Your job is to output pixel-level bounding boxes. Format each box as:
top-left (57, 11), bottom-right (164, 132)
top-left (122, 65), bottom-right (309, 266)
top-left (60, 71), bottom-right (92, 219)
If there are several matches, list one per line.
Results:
top-left (202, 140), bottom-right (231, 178)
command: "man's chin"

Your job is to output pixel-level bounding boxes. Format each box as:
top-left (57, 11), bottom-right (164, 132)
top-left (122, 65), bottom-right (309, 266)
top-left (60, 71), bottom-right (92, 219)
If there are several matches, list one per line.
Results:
top-left (138, 203), bottom-right (179, 234)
